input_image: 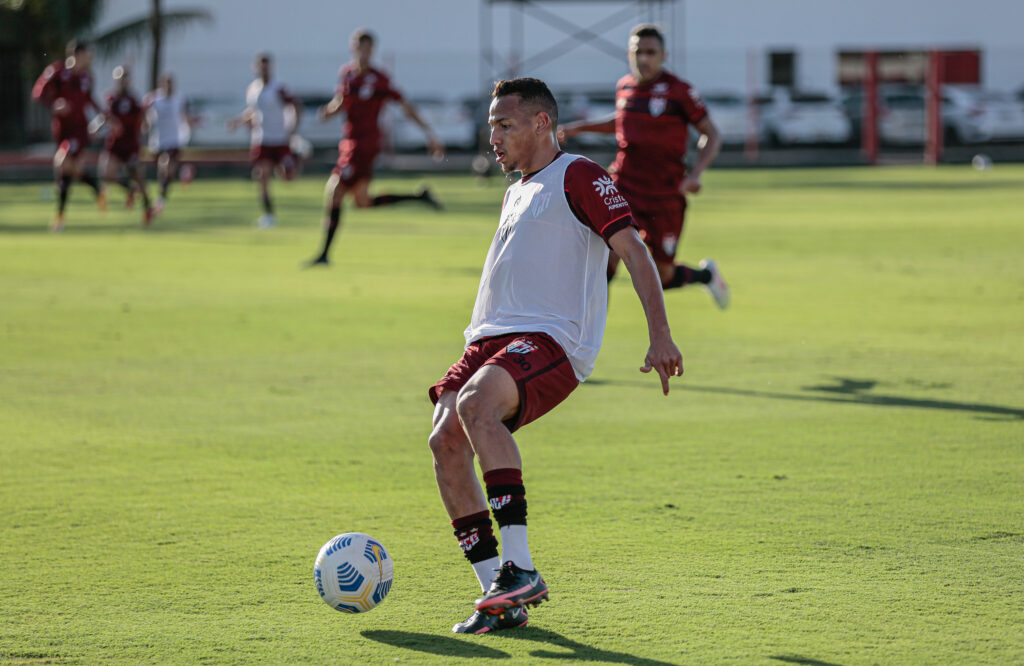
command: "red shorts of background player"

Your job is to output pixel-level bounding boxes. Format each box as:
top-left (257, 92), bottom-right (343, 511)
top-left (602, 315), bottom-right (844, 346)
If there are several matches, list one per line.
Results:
top-left (251, 144), bottom-right (295, 178)
top-left (429, 332), bottom-right (579, 433)
top-left (620, 187), bottom-right (688, 265)
top-left (332, 138), bottom-right (378, 187)
top-left (53, 118), bottom-right (89, 158)
top-left (106, 139), bottom-right (139, 164)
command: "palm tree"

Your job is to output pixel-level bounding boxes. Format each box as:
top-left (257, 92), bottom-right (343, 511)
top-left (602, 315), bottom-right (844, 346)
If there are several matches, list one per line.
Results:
top-left (93, 0), bottom-right (213, 90)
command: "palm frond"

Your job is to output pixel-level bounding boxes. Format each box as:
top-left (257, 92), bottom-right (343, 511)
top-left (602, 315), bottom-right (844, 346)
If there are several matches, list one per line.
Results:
top-left (92, 8), bottom-right (213, 58)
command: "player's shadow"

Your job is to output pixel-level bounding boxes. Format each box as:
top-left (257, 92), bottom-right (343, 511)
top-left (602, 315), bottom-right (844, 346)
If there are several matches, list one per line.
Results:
top-left (494, 626), bottom-right (680, 665)
top-left (361, 630), bottom-right (511, 659)
top-left (585, 376), bottom-right (1024, 421)
top-left (361, 627), bottom-right (678, 664)
top-left (770, 655), bottom-right (845, 666)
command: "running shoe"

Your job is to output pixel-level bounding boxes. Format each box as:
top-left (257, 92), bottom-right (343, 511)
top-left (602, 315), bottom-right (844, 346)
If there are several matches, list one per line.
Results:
top-left (700, 258), bottom-right (730, 310)
top-left (452, 606), bottom-right (528, 634)
top-left (475, 561), bottom-right (548, 615)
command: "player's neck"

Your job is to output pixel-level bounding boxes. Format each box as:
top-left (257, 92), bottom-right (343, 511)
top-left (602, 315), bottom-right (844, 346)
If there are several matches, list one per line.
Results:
top-left (636, 69), bottom-right (664, 86)
top-left (520, 143), bottom-right (561, 178)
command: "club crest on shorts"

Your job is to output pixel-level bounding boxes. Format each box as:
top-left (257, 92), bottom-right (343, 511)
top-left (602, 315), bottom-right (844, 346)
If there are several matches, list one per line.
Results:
top-left (506, 340), bottom-right (538, 355)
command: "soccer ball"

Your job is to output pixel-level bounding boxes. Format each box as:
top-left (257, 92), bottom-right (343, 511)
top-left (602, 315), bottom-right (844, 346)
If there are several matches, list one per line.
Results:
top-left (314, 532), bottom-right (394, 613)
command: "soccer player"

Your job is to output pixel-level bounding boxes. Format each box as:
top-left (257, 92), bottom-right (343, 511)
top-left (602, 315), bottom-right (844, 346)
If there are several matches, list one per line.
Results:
top-left (558, 24), bottom-right (730, 309)
top-left (228, 52), bottom-right (301, 228)
top-left (31, 39), bottom-right (106, 232)
top-left (93, 66), bottom-right (154, 226)
top-left (307, 29), bottom-right (445, 266)
top-left (143, 73), bottom-right (199, 212)
top-left (428, 78), bottom-right (683, 634)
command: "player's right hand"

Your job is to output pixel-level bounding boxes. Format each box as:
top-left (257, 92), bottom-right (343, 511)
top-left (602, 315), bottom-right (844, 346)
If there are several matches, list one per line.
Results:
top-left (639, 340), bottom-right (684, 395)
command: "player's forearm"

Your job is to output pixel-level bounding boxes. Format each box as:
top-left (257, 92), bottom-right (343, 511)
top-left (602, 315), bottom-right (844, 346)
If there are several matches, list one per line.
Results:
top-left (690, 125), bottom-right (721, 178)
top-left (618, 235), bottom-right (673, 339)
top-left (563, 116), bottom-right (616, 136)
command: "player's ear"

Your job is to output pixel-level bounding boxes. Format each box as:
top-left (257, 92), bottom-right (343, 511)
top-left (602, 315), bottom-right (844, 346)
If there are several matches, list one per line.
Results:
top-left (535, 112), bottom-right (551, 135)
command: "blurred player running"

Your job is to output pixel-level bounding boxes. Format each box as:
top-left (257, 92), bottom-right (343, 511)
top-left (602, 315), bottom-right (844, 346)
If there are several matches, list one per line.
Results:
top-left (429, 78), bottom-right (682, 634)
top-left (229, 52), bottom-right (301, 228)
top-left (144, 73), bottom-right (199, 212)
top-left (307, 29), bottom-right (445, 266)
top-left (31, 40), bottom-right (106, 232)
top-left (559, 24), bottom-right (730, 309)
top-left (92, 66), bottom-right (154, 226)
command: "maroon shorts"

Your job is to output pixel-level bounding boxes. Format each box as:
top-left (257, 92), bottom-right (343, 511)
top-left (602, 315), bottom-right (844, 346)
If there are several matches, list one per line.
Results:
top-left (621, 189), bottom-right (687, 265)
top-left (53, 119), bottom-right (89, 158)
top-left (429, 332), bottom-right (579, 432)
top-left (332, 139), bottom-right (377, 186)
top-left (251, 144), bottom-right (294, 169)
top-left (105, 140), bottom-right (139, 164)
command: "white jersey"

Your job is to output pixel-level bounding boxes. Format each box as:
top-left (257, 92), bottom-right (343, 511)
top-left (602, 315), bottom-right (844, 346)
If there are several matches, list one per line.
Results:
top-left (147, 91), bottom-right (190, 152)
top-left (465, 152), bottom-right (618, 381)
top-left (245, 78), bottom-right (293, 147)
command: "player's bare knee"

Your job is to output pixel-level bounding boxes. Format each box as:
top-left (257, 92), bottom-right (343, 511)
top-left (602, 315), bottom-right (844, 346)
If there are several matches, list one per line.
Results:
top-left (454, 385), bottom-right (499, 432)
top-left (428, 417), bottom-right (471, 463)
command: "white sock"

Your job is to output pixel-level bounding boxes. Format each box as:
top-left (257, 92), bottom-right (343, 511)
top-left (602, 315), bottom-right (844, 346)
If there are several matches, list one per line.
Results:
top-left (472, 556), bottom-right (501, 591)
top-left (499, 525), bottom-right (534, 571)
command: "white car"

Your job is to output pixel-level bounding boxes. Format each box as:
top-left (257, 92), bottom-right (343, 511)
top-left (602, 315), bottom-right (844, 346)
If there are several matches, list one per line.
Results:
top-left (385, 96), bottom-right (477, 152)
top-left (702, 92), bottom-right (752, 146)
top-left (189, 96), bottom-right (248, 148)
top-left (842, 88), bottom-right (927, 145)
top-left (942, 87), bottom-right (1024, 144)
top-left (760, 89), bottom-right (852, 146)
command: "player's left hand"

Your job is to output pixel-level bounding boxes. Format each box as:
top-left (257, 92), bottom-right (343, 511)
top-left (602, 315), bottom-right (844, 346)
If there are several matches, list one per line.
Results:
top-left (681, 176), bottom-right (702, 194)
top-left (427, 138), bottom-right (446, 162)
top-left (640, 339), bottom-right (684, 395)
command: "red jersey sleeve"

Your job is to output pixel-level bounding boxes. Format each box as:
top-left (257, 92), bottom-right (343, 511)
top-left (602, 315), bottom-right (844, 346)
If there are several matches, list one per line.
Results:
top-left (563, 157), bottom-right (635, 243)
top-left (32, 62), bottom-right (60, 105)
top-left (384, 77), bottom-right (403, 102)
top-left (677, 80), bottom-right (709, 125)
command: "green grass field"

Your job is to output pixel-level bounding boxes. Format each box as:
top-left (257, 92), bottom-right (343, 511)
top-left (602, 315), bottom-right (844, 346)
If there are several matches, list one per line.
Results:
top-left (1, 165), bottom-right (1022, 665)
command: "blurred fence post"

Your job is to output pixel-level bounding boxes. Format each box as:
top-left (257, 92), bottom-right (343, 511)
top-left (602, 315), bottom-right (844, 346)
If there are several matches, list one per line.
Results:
top-left (862, 50), bottom-right (878, 165)
top-left (744, 48), bottom-right (759, 163)
top-left (924, 49), bottom-right (943, 165)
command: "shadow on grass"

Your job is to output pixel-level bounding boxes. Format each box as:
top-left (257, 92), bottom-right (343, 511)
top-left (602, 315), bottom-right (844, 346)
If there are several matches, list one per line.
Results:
top-left (362, 626), bottom-right (678, 664)
top-left (361, 630), bottom-right (510, 659)
top-left (770, 655), bottom-right (845, 666)
top-left (493, 626), bottom-right (679, 664)
top-left (584, 376), bottom-right (1024, 421)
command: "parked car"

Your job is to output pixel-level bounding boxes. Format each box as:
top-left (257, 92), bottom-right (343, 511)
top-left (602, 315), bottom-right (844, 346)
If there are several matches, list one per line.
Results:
top-left (942, 87), bottom-right (1024, 144)
top-left (702, 91), bottom-right (752, 146)
top-left (189, 96), bottom-right (248, 148)
top-left (554, 89), bottom-right (618, 148)
top-left (759, 88), bottom-right (851, 146)
top-left (841, 87), bottom-right (927, 145)
top-left (295, 93), bottom-right (343, 149)
top-left (384, 96), bottom-right (477, 152)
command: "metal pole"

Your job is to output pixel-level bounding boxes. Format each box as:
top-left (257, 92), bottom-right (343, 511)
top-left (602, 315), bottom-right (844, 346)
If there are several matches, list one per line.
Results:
top-left (863, 50), bottom-right (879, 165)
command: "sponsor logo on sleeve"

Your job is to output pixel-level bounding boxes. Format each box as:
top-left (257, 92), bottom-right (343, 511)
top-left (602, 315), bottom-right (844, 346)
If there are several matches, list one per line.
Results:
top-left (593, 175), bottom-right (629, 211)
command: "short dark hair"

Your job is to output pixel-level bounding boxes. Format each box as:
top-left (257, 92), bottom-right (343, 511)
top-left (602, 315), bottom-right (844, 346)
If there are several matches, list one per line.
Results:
top-left (256, 52), bottom-right (272, 64)
top-left (630, 24), bottom-right (665, 48)
top-left (491, 77), bottom-right (558, 127)
top-left (66, 39), bottom-right (90, 56)
top-left (352, 29), bottom-right (375, 46)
